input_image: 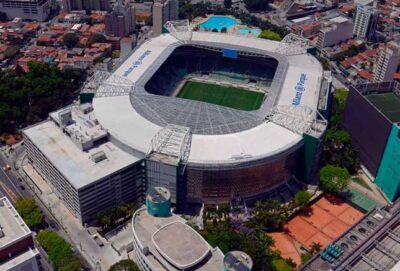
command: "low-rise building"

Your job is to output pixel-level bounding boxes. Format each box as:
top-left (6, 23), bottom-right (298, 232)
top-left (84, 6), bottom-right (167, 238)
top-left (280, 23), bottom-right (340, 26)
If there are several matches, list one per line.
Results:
top-left (23, 105), bottom-right (145, 224)
top-left (0, 197), bottom-right (40, 271)
top-left (317, 17), bottom-right (353, 49)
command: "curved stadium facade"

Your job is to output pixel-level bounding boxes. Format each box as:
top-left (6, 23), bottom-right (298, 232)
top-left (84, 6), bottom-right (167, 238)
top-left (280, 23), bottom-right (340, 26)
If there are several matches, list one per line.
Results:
top-left (92, 26), bottom-right (331, 207)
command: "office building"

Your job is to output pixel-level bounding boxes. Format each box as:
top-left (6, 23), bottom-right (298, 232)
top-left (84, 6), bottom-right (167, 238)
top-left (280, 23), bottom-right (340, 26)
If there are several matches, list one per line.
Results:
top-left (300, 198), bottom-right (400, 271)
top-left (0, 0), bottom-right (51, 21)
top-left (343, 81), bottom-right (400, 201)
top-left (120, 37), bottom-right (136, 59)
top-left (353, 4), bottom-right (379, 40)
top-left (132, 187), bottom-right (253, 271)
top-left (152, 0), bottom-right (179, 36)
top-left (62, 0), bottom-right (110, 12)
top-left (23, 104), bottom-right (145, 224)
top-left (0, 197), bottom-right (40, 271)
top-left (373, 42), bottom-right (400, 82)
top-left (317, 16), bottom-right (353, 48)
top-left (105, 0), bottom-right (135, 38)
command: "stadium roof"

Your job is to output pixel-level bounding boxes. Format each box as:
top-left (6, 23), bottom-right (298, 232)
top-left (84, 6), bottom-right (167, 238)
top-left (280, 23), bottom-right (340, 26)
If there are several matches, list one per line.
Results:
top-left (93, 32), bottom-right (324, 166)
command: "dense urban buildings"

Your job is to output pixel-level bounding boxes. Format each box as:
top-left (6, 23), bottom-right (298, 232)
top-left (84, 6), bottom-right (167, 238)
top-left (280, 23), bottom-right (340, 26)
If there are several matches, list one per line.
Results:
top-left (0, 0), bottom-right (51, 21)
top-left (0, 197), bottom-right (40, 271)
top-left (343, 81), bottom-right (400, 201)
top-left (152, 0), bottom-right (179, 36)
top-left (105, 0), bottom-right (135, 37)
top-left (23, 105), bottom-right (144, 224)
top-left (300, 198), bottom-right (400, 271)
top-left (373, 42), bottom-right (400, 82)
top-left (352, 4), bottom-right (378, 41)
top-left (62, 0), bottom-right (110, 12)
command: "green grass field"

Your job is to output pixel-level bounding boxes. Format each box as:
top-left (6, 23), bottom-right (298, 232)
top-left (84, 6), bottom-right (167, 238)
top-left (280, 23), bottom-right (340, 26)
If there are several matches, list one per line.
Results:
top-left (177, 81), bottom-right (264, 111)
top-left (367, 92), bottom-right (400, 122)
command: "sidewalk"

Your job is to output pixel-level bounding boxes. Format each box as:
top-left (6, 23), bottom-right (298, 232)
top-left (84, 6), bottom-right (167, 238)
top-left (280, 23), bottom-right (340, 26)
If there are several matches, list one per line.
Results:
top-left (21, 162), bottom-right (126, 271)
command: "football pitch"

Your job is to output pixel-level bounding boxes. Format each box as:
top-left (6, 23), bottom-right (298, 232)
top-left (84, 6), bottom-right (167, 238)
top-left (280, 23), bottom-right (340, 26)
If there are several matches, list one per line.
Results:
top-left (177, 81), bottom-right (265, 111)
top-left (367, 92), bottom-right (400, 122)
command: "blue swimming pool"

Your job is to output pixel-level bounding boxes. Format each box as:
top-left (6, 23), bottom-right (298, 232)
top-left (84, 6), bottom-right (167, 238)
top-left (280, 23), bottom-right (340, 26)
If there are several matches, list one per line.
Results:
top-left (199, 16), bottom-right (238, 31)
top-left (238, 28), bottom-right (261, 35)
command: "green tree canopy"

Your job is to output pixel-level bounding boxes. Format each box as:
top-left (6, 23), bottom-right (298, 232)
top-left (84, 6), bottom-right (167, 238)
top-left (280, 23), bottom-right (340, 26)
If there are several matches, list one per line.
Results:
top-left (258, 30), bottom-right (281, 41)
top-left (15, 197), bottom-right (43, 229)
top-left (63, 32), bottom-right (79, 48)
top-left (37, 230), bottom-right (82, 270)
top-left (109, 260), bottom-right (140, 271)
top-left (88, 33), bottom-right (106, 46)
top-left (294, 191), bottom-right (311, 210)
top-left (249, 200), bottom-right (290, 230)
top-left (0, 61), bottom-right (85, 134)
top-left (319, 165), bottom-right (350, 193)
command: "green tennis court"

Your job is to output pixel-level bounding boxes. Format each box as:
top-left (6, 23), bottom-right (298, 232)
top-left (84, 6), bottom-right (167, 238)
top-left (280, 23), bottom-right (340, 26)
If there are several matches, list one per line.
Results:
top-left (366, 92), bottom-right (400, 122)
top-left (177, 81), bottom-right (265, 111)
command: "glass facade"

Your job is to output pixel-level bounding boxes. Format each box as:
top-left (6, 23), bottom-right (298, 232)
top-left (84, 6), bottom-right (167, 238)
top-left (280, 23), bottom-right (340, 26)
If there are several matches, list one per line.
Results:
top-left (186, 148), bottom-right (302, 204)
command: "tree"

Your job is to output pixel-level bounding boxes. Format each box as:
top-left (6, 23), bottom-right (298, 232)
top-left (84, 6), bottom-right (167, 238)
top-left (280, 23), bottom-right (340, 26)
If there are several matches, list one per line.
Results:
top-left (37, 230), bottom-right (82, 270)
top-left (0, 61), bottom-right (85, 134)
top-left (249, 200), bottom-right (289, 230)
top-left (87, 33), bottom-right (106, 46)
top-left (221, 27), bottom-right (227, 33)
top-left (258, 30), bottom-right (281, 41)
top-left (243, 0), bottom-right (272, 11)
top-left (310, 242), bottom-right (322, 255)
top-left (109, 260), bottom-right (140, 271)
top-left (63, 32), bottom-right (79, 48)
top-left (294, 191), bottom-right (311, 210)
top-left (224, 0), bottom-right (232, 9)
top-left (319, 165), bottom-right (350, 193)
top-left (15, 197), bottom-right (44, 229)
top-left (111, 50), bottom-right (120, 59)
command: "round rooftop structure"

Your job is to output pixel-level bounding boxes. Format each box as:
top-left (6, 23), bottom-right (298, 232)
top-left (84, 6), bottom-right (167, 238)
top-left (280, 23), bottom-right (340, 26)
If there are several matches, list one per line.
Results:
top-left (146, 187), bottom-right (171, 217)
top-left (223, 251), bottom-right (253, 271)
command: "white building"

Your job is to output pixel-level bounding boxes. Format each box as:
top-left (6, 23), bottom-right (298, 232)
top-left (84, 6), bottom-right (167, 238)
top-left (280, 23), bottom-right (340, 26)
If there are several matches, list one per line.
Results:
top-left (353, 4), bottom-right (379, 41)
top-left (23, 104), bottom-right (145, 224)
top-left (0, 0), bottom-right (51, 21)
top-left (0, 197), bottom-right (40, 271)
top-left (152, 0), bottom-right (179, 36)
top-left (373, 42), bottom-right (400, 82)
top-left (317, 16), bottom-right (354, 48)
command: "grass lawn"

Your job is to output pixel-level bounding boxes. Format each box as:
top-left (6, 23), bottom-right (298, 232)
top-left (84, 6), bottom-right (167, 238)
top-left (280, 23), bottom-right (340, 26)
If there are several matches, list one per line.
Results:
top-left (177, 81), bottom-right (264, 111)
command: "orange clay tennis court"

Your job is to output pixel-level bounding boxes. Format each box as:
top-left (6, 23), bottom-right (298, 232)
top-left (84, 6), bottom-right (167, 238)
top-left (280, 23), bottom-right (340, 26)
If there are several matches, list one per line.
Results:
top-left (285, 193), bottom-right (364, 249)
top-left (269, 194), bottom-right (364, 265)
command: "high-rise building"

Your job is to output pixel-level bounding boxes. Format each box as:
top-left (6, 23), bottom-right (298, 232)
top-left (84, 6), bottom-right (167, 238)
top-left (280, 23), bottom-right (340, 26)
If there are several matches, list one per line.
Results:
top-left (317, 16), bottom-right (354, 49)
top-left (373, 42), bottom-right (400, 82)
top-left (105, 0), bottom-right (135, 38)
top-left (0, 0), bottom-right (51, 21)
top-left (152, 0), bottom-right (179, 36)
top-left (0, 197), bottom-right (41, 271)
top-left (352, 4), bottom-right (379, 40)
top-left (62, 0), bottom-right (110, 12)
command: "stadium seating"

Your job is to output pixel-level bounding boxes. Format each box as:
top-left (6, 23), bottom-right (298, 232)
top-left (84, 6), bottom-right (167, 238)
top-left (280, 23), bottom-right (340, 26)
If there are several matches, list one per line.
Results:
top-left (145, 45), bottom-right (278, 97)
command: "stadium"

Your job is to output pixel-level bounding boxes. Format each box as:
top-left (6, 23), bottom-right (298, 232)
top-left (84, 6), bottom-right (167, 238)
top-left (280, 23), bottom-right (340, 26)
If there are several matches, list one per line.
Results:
top-left (92, 21), bottom-right (331, 207)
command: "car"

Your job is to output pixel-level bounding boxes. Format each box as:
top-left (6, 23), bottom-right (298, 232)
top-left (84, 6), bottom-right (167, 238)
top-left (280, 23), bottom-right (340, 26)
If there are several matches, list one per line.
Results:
top-left (93, 234), bottom-right (104, 247)
top-left (20, 185), bottom-right (25, 190)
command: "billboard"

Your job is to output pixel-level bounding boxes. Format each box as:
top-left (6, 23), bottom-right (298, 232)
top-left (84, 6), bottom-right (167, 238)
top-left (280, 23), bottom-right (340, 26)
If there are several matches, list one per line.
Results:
top-left (222, 48), bottom-right (238, 59)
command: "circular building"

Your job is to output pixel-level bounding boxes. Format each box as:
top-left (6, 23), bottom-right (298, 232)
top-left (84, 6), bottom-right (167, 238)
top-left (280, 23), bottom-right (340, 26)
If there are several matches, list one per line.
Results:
top-left (93, 23), bottom-right (330, 206)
